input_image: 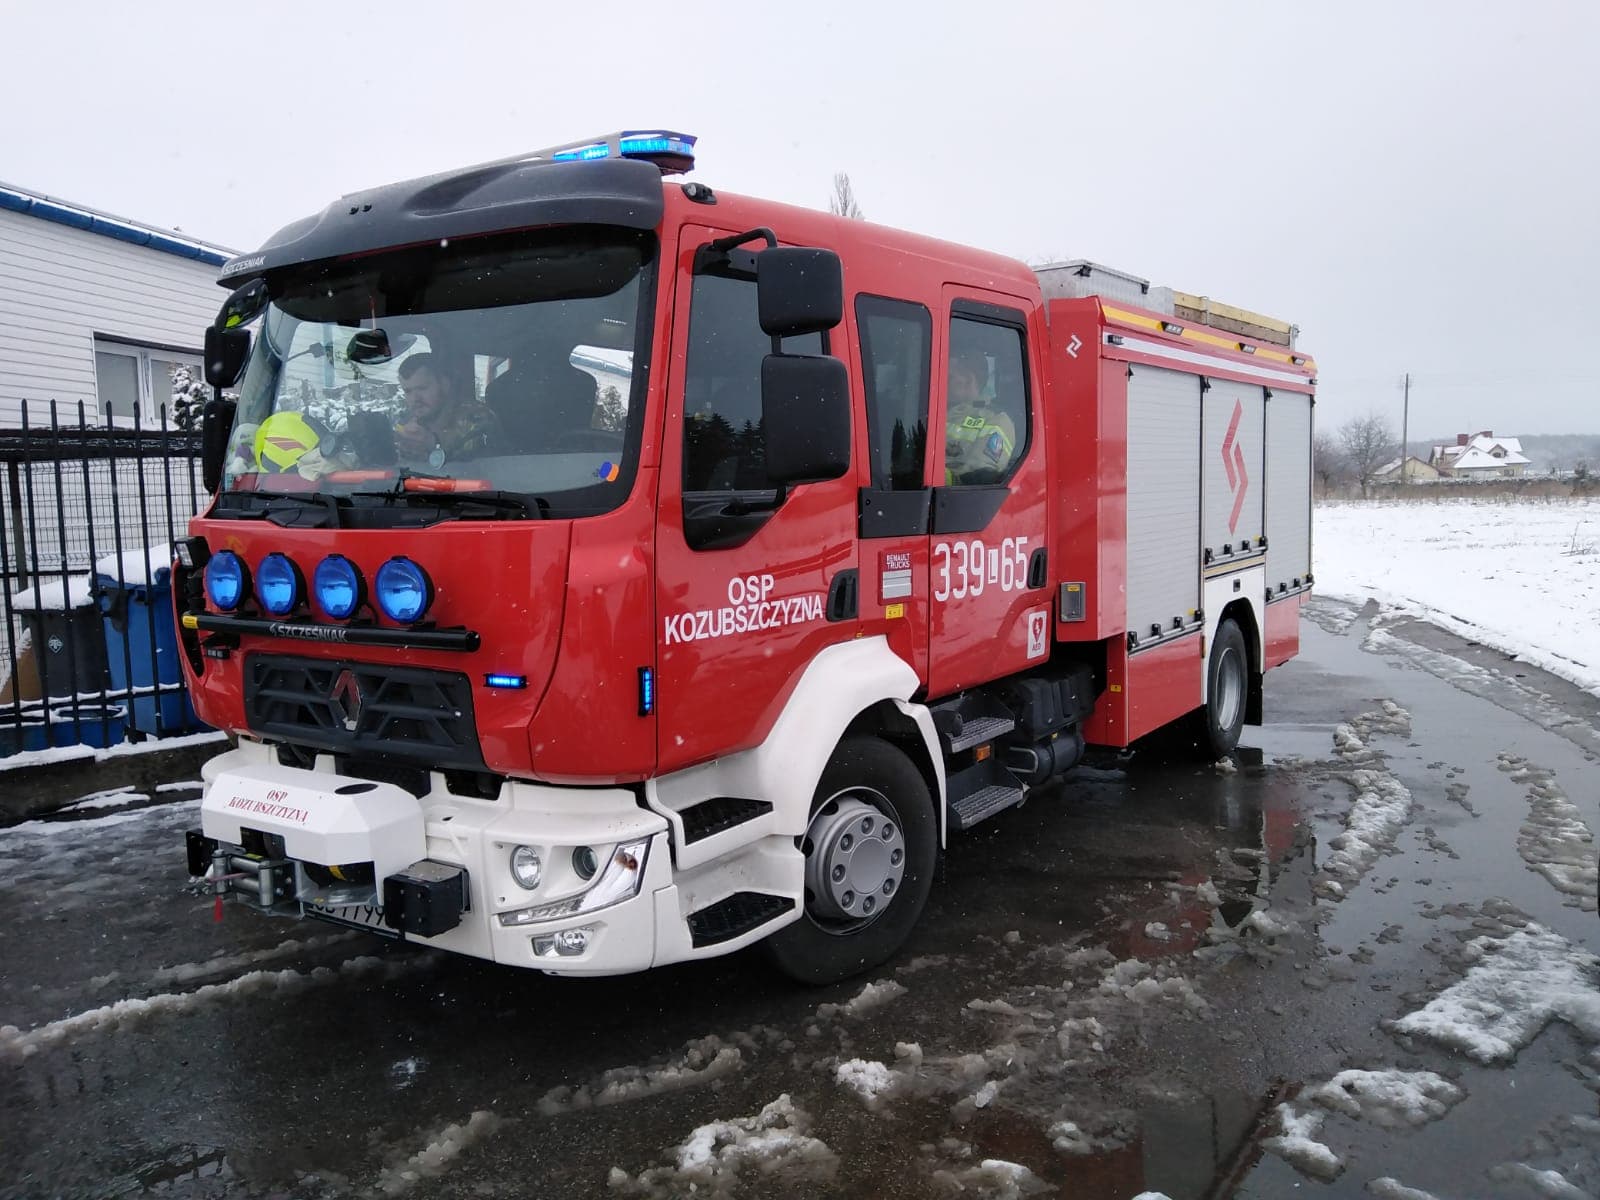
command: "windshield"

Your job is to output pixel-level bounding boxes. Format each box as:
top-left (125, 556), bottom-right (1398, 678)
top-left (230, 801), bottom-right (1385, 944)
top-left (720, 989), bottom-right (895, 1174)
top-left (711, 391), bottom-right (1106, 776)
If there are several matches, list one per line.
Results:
top-left (222, 228), bottom-right (655, 518)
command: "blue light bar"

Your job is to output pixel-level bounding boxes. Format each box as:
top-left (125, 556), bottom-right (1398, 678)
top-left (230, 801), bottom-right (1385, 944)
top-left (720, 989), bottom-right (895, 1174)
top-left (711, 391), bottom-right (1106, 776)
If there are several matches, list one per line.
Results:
top-left (486, 673), bottom-right (527, 690)
top-left (638, 666), bottom-right (655, 716)
top-left (549, 131), bottom-right (697, 175)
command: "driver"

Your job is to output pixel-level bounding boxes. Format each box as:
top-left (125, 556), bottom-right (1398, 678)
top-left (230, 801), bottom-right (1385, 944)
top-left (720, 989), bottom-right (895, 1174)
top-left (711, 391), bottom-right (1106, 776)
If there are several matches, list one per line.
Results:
top-left (394, 354), bottom-right (504, 468)
top-left (943, 346), bottom-right (1016, 484)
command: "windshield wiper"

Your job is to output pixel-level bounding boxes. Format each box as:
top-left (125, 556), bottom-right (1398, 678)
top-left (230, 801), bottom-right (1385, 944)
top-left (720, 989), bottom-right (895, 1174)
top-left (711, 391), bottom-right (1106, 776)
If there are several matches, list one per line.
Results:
top-left (347, 487), bottom-right (545, 520)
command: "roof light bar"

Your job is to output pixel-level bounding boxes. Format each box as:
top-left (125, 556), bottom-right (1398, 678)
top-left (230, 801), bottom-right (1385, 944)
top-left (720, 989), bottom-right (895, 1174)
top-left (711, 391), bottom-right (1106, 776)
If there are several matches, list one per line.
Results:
top-left (545, 130), bottom-right (697, 175)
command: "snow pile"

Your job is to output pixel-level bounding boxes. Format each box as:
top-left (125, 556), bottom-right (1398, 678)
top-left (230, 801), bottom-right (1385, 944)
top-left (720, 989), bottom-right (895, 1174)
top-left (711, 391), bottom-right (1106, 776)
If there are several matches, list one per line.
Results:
top-left (1314, 768), bottom-right (1414, 900)
top-left (835, 1058), bottom-right (897, 1107)
top-left (1500, 753), bottom-right (1599, 912)
top-left (607, 1095), bottom-right (837, 1198)
top-left (1389, 925), bottom-right (1600, 1062)
top-left (148, 932), bottom-right (359, 987)
top-left (375, 1111), bottom-right (501, 1195)
top-left (1303, 1069), bottom-right (1463, 1127)
top-left (0, 953), bottom-right (426, 1060)
top-left (1316, 499), bottom-right (1600, 696)
top-left (94, 543), bottom-right (174, 587)
top-left (929, 1157), bottom-right (1050, 1198)
top-left (1261, 1102), bottom-right (1343, 1181)
top-left (1367, 1180), bottom-right (1445, 1200)
top-left (816, 977), bottom-right (907, 1020)
top-left (1488, 1113), bottom-right (1600, 1200)
top-left (1096, 959), bottom-right (1207, 1011)
top-left (10, 574), bottom-right (94, 612)
top-left (538, 1035), bottom-right (746, 1114)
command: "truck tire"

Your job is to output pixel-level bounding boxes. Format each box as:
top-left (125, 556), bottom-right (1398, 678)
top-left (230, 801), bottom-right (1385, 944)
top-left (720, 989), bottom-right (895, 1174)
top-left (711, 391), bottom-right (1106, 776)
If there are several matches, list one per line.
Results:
top-left (764, 736), bottom-right (937, 985)
top-left (1200, 618), bottom-right (1248, 758)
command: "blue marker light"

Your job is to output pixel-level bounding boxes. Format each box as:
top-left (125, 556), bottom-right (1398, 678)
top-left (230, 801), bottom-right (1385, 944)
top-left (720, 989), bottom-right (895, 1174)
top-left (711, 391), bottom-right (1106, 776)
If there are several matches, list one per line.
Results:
top-left (313, 555), bottom-right (363, 620)
top-left (550, 131), bottom-right (696, 174)
top-left (485, 673), bottom-right (527, 690)
top-left (374, 557), bottom-right (433, 624)
top-left (255, 553), bottom-right (301, 615)
top-left (638, 666), bottom-right (655, 716)
top-left (205, 551), bottom-right (247, 611)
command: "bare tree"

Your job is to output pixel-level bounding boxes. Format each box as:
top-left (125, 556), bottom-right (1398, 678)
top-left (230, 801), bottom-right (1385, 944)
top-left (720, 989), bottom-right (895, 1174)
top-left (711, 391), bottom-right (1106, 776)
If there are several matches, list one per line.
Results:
top-left (1313, 430), bottom-right (1347, 493)
top-left (1338, 412), bottom-right (1398, 498)
top-left (829, 173), bottom-right (864, 220)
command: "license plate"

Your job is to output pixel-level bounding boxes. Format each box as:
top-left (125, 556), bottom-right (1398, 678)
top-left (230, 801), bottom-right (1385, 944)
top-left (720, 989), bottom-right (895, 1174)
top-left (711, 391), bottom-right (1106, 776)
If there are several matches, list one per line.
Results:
top-left (305, 902), bottom-right (400, 939)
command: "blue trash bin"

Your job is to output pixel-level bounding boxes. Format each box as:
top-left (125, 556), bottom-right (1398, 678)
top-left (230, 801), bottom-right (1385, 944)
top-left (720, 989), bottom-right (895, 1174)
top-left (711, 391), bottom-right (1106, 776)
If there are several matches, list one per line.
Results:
top-left (96, 564), bottom-right (206, 737)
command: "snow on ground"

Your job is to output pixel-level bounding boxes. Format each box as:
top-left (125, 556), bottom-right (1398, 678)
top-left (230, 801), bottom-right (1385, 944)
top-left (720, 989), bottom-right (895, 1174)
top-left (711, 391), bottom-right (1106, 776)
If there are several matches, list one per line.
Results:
top-left (816, 977), bottom-right (906, 1020)
top-left (1367, 1180), bottom-right (1445, 1200)
top-left (1310, 703), bottom-right (1416, 902)
top-left (375, 1110), bottom-right (501, 1196)
top-left (1389, 924), bottom-right (1600, 1063)
top-left (538, 1034), bottom-right (753, 1115)
top-left (1498, 752), bottom-right (1600, 912)
top-left (1315, 498), bottom-right (1600, 696)
top-left (1488, 1113), bottom-right (1600, 1200)
top-left (1303, 1069), bottom-right (1463, 1127)
top-left (0, 954), bottom-right (431, 1060)
top-left (1262, 1102), bottom-right (1343, 1181)
top-left (606, 1094), bottom-right (838, 1198)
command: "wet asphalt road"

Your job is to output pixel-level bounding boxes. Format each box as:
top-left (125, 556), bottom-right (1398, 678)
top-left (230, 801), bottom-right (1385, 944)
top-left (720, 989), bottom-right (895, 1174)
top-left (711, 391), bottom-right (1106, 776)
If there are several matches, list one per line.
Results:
top-left (2, 599), bottom-right (1598, 1200)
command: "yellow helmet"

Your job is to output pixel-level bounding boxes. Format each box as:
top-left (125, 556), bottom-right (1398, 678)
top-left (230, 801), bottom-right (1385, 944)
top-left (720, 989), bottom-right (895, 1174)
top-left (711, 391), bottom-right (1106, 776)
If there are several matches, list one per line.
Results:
top-left (254, 412), bottom-right (323, 474)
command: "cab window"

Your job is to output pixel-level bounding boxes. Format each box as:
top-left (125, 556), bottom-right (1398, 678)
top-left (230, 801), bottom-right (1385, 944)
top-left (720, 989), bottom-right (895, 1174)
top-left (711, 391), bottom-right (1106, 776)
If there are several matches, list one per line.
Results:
top-left (943, 313), bottom-right (1029, 486)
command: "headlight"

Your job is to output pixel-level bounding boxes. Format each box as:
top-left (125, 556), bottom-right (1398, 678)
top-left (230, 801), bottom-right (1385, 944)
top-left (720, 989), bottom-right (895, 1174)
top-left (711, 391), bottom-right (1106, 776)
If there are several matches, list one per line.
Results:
top-left (374, 557), bottom-right (432, 623)
top-left (255, 553), bottom-right (301, 615)
top-left (510, 845), bottom-right (543, 890)
top-left (204, 551), bottom-right (247, 611)
top-left (313, 555), bottom-right (363, 620)
top-left (498, 839), bottom-right (651, 926)
top-left (572, 846), bottom-right (599, 881)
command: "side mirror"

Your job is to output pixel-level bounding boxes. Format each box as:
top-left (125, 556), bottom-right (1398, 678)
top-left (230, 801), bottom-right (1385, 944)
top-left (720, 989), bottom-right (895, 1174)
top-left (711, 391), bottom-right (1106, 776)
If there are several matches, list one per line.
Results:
top-left (204, 326), bottom-right (251, 389)
top-left (201, 398), bottom-right (237, 494)
top-left (757, 247), bottom-right (843, 338)
top-left (761, 355), bottom-right (851, 485)
top-left (215, 278), bottom-right (269, 331)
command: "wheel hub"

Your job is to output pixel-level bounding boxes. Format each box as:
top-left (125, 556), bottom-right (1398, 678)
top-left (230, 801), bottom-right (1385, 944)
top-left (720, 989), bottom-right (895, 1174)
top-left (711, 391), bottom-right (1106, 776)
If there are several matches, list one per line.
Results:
top-left (804, 795), bottom-right (906, 923)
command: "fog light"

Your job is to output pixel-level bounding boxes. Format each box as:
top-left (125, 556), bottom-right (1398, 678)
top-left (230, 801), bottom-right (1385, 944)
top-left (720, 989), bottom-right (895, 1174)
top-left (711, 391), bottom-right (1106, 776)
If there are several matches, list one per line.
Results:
top-left (510, 845), bottom-right (542, 890)
top-left (533, 926), bottom-right (595, 958)
top-left (572, 845), bottom-right (599, 880)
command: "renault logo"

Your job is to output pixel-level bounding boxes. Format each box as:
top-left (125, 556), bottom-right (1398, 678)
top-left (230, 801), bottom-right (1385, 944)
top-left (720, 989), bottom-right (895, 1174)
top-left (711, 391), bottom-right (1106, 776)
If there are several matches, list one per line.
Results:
top-left (330, 669), bottom-right (363, 732)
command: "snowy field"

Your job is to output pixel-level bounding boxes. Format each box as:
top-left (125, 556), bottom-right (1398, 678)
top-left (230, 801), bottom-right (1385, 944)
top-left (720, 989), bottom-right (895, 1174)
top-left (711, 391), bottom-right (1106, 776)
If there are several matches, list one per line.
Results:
top-left (1315, 498), bottom-right (1600, 696)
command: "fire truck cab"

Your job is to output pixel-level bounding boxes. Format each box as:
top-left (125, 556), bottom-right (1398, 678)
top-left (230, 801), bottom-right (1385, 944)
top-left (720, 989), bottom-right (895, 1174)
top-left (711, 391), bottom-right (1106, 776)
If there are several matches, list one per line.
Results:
top-left (179, 132), bottom-right (1315, 983)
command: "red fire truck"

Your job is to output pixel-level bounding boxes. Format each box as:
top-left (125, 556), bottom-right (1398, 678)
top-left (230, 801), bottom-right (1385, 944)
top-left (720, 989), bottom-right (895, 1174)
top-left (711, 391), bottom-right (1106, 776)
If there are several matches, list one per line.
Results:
top-left (179, 131), bottom-right (1315, 983)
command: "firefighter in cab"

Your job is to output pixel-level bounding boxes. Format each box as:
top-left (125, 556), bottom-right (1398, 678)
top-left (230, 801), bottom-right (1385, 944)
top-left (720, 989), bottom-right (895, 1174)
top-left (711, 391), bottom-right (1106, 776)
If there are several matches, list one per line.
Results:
top-left (944, 343), bottom-right (1016, 485)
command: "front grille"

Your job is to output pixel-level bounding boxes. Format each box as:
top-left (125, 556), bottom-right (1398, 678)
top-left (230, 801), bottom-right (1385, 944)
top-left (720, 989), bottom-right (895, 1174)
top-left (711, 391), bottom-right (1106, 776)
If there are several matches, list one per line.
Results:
top-left (245, 654), bottom-right (485, 770)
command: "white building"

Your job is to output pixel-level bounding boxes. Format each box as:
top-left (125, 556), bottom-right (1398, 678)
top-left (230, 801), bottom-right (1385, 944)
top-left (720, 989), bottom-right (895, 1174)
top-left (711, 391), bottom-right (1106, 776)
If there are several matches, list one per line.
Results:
top-left (0, 182), bottom-right (234, 429)
top-left (1429, 431), bottom-right (1531, 478)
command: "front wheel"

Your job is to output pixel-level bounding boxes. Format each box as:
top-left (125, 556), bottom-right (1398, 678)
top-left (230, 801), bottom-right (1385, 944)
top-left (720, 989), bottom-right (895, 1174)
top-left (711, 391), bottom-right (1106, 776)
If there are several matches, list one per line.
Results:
top-left (764, 736), bottom-right (937, 985)
top-left (1200, 619), bottom-right (1249, 758)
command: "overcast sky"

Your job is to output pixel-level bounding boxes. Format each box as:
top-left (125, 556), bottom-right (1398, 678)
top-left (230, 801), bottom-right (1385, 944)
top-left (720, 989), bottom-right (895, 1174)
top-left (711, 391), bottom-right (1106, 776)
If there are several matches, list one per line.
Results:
top-left (4, 1), bottom-right (1596, 438)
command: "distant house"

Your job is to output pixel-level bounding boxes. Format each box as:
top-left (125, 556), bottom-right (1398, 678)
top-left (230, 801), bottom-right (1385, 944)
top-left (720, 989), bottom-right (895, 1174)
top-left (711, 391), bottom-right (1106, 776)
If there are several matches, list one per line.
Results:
top-left (1375, 455), bottom-right (1440, 482)
top-left (0, 182), bottom-right (234, 429)
top-left (1429, 431), bottom-right (1531, 478)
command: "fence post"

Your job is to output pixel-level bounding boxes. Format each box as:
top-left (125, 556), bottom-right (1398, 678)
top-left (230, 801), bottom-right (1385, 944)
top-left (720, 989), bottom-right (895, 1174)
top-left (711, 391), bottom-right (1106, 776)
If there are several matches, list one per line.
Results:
top-left (5, 460), bottom-right (25, 591)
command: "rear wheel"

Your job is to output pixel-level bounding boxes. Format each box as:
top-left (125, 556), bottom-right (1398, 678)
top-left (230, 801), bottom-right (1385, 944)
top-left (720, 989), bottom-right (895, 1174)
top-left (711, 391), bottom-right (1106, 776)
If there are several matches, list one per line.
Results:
top-left (764, 736), bottom-right (937, 985)
top-left (1200, 618), bottom-right (1249, 758)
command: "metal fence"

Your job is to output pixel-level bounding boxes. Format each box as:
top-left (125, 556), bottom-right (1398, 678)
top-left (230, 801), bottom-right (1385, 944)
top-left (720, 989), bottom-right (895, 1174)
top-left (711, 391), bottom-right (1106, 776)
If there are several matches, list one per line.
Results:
top-left (0, 401), bottom-right (209, 755)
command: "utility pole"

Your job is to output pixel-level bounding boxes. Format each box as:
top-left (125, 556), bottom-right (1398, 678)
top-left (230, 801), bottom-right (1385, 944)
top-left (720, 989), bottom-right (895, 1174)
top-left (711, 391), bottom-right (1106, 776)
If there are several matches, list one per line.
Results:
top-left (1401, 372), bottom-right (1410, 484)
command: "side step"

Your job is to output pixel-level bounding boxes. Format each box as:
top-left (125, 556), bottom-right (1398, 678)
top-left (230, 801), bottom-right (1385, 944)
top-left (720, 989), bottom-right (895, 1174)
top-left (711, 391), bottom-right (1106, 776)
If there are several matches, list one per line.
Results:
top-left (946, 715), bottom-right (1016, 754)
top-left (949, 784), bottom-right (1026, 832)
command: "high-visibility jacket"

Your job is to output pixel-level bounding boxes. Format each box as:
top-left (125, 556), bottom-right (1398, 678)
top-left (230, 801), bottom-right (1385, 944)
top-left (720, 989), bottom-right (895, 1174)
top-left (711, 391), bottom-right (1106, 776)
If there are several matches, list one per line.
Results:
top-left (945, 408), bottom-right (1016, 483)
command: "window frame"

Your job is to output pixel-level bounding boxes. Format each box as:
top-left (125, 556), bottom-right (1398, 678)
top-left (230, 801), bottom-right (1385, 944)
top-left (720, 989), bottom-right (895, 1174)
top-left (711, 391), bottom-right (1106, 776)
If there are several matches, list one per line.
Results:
top-left (854, 293), bottom-right (933, 493)
top-left (942, 300), bottom-right (1034, 489)
top-left (91, 335), bottom-right (204, 427)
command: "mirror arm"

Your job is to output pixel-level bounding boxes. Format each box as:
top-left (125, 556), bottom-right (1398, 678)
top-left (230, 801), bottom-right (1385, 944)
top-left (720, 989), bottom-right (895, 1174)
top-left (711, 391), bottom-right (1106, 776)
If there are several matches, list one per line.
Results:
top-left (694, 227), bottom-right (777, 277)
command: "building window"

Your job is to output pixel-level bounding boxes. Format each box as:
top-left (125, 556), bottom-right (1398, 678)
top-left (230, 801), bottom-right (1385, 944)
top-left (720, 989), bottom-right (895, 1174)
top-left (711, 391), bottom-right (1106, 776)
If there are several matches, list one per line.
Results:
top-left (92, 339), bottom-right (203, 426)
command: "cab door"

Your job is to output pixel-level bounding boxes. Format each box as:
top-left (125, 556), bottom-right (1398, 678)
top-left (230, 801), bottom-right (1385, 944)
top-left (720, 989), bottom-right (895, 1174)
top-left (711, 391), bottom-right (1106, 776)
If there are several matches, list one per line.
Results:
top-left (926, 292), bottom-right (1052, 697)
top-left (653, 224), bottom-right (860, 775)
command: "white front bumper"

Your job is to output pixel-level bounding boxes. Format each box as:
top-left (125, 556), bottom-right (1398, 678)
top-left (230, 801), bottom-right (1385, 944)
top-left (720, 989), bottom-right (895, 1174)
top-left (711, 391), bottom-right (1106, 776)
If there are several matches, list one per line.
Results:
top-left (200, 743), bottom-right (673, 974)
